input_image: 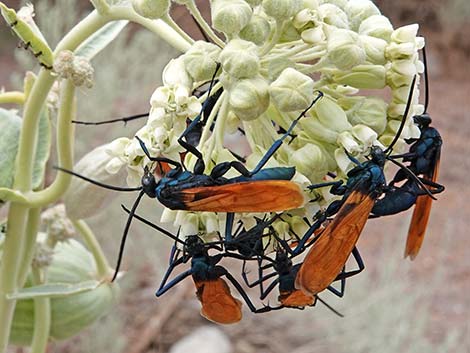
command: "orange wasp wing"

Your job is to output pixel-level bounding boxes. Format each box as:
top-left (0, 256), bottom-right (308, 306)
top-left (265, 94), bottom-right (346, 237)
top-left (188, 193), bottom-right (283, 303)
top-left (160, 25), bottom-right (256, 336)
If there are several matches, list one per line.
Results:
top-left (404, 149), bottom-right (441, 260)
top-left (178, 180), bottom-right (305, 213)
top-left (279, 289), bottom-right (316, 308)
top-left (295, 190), bottom-right (374, 296)
top-left (193, 278), bottom-right (242, 325)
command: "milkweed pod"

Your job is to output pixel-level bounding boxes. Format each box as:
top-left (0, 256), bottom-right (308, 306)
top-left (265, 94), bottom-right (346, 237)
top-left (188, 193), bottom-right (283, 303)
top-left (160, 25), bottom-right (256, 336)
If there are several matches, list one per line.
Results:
top-left (219, 39), bottom-right (260, 79)
top-left (9, 237), bottom-right (118, 345)
top-left (131, 0), bottom-right (170, 19)
top-left (229, 76), bottom-right (270, 121)
top-left (64, 143), bottom-right (127, 220)
top-left (269, 68), bottom-right (314, 112)
top-left (212, 0), bottom-right (253, 36)
top-left (182, 41), bottom-right (221, 82)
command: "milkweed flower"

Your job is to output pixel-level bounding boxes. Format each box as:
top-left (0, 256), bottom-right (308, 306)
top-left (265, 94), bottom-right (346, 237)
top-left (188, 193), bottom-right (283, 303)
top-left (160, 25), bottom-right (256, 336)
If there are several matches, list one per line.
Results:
top-left (103, 0), bottom-right (425, 243)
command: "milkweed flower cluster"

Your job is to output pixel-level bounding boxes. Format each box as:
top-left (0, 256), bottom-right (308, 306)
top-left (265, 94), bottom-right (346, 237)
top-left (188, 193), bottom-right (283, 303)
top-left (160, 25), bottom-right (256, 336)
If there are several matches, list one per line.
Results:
top-left (104, 0), bottom-right (424, 240)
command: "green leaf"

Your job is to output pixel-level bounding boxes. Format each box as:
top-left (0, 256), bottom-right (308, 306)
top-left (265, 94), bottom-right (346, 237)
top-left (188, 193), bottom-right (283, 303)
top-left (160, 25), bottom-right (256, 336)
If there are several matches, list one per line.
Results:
top-left (6, 280), bottom-right (102, 300)
top-left (0, 106), bottom-right (51, 198)
top-left (0, 108), bottom-right (21, 189)
top-left (0, 3), bottom-right (54, 69)
top-left (76, 20), bottom-right (129, 60)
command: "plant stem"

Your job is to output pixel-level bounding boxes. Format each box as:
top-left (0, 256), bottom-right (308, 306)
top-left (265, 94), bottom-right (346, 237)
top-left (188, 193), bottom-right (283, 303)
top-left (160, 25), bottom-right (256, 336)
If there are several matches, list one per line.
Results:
top-left (89, 0), bottom-right (110, 15)
top-left (27, 80), bottom-right (76, 207)
top-left (107, 7), bottom-right (192, 52)
top-left (0, 91), bottom-right (25, 105)
top-left (30, 267), bottom-right (50, 353)
top-left (17, 207), bottom-right (41, 288)
top-left (0, 205), bottom-right (28, 353)
top-left (72, 220), bottom-right (111, 279)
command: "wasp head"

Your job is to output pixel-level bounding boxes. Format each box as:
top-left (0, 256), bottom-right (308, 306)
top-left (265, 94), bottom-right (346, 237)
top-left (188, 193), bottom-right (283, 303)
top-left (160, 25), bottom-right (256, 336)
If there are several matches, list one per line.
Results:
top-left (141, 167), bottom-right (157, 198)
top-left (369, 145), bottom-right (386, 166)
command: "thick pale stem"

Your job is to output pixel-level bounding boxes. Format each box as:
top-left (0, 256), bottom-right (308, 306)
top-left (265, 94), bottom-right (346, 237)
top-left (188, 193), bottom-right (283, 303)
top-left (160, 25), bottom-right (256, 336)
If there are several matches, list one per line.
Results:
top-left (72, 220), bottom-right (111, 279)
top-left (17, 208), bottom-right (41, 287)
top-left (30, 267), bottom-right (50, 353)
top-left (0, 92), bottom-right (25, 105)
top-left (27, 81), bottom-right (76, 207)
top-left (107, 7), bottom-right (192, 52)
top-left (0, 205), bottom-right (28, 352)
top-left (89, 0), bottom-right (110, 15)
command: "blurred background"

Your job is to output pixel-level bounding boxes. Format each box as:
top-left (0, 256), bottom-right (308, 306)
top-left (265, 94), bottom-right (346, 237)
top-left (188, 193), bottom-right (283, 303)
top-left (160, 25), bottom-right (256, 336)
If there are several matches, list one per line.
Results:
top-left (1, 1), bottom-right (469, 352)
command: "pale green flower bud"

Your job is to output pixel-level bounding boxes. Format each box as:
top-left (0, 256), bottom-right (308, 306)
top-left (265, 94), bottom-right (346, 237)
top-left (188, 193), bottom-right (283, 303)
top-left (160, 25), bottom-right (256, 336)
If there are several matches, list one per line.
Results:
top-left (212, 0), bottom-right (253, 36)
top-left (333, 64), bottom-right (386, 89)
top-left (182, 41), bottom-right (221, 82)
top-left (160, 208), bottom-right (177, 224)
top-left (358, 15), bottom-right (393, 41)
top-left (327, 28), bottom-right (366, 70)
top-left (132, 0), bottom-right (170, 19)
top-left (71, 56), bottom-right (94, 88)
top-left (314, 96), bottom-right (353, 132)
top-left (337, 131), bottom-right (360, 153)
top-left (269, 68), bottom-right (314, 112)
top-left (386, 60), bottom-right (418, 88)
top-left (229, 76), bottom-right (270, 121)
top-left (301, 26), bottom-right (325, 44)
top-left (319, 4), bottom-right (349, 28)
top-left (289, 143), bottom-right (329, 181)
top-left (219, 39), bottom-right (260, 79)
top-left (391, 24), bottom-right (419, 44)
top-left (360, 35), bottom-right (387, 64)
top-left (351, 124), bottom-right (378, 146)
top-left (344, 0), bottom-right (380, 32)
top-left (162, 57), bottom-right (193, 90)
top-left (262, 0), bottom-right (302, 21)
top-left (386, 42), bottom-right (416, 60)
top-left (240, 14), bottom-right (271, 45)
top-left (340, 96), bottom-right (387, 134)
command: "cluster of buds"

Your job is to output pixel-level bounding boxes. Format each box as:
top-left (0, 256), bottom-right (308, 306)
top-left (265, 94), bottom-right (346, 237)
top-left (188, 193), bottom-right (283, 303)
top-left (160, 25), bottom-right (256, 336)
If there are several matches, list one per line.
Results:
top-left (100, 0), bottom-right (424, 240)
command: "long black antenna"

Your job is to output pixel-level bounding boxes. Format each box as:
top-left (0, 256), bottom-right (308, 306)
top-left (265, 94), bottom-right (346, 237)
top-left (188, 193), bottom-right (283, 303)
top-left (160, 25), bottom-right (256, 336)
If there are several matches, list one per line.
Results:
top-left (111, 191), bottom-right (145, 281)
top-left (384, 75), bottom-right (417, 154)
top-left (422, 46), bottom-right (429, 112)
top-left (72, 112), bottom-right (148, 126)
top-left (121, 205), bottom-right (185, 245)
top-left (386, 158), bottom-right (436, 200)
top-left (315, 295), bottom-right (344, 317)
top-left (54, 167), bottom-right (142, 192)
